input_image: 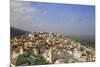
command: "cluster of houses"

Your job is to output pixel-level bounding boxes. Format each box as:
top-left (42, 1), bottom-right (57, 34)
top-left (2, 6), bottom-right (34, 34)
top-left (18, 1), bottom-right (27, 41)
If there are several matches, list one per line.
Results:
top-left (10, 32), bottom-right (95, 66)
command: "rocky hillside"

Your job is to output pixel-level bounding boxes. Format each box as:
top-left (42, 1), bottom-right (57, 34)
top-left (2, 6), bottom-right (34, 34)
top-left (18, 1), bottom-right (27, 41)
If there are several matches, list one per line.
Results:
top-left (10, 32), bottom-right (95, 66)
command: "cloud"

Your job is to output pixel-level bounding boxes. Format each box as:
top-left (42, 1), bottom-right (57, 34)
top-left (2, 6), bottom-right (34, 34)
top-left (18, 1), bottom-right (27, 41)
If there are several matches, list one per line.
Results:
top-left (10, 1), bottom-right (95, 36)
top-left (11, 1), bottom-right (46, 31)
top-left (11, 1), bottom-right (40, 16)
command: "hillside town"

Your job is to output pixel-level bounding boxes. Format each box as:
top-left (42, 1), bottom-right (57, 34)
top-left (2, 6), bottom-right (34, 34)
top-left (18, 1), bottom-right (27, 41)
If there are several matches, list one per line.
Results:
top-left (10, 32), bottom-right (95, 66)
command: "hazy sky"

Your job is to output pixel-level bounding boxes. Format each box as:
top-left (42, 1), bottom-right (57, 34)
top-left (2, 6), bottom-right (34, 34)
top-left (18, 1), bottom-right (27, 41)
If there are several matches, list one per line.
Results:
top-left (11, 1), bottom-right (95, 36)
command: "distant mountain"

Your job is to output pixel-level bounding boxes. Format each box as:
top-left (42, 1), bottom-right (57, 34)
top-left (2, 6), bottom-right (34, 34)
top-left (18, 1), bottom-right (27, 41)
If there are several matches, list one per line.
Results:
top-left (10, 27), bottom-right (29, 38)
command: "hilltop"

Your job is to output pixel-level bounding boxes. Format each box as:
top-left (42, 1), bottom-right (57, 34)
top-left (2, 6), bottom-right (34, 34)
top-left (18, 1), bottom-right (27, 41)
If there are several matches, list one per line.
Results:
top-left (10, 32), bottom-right (95, 66)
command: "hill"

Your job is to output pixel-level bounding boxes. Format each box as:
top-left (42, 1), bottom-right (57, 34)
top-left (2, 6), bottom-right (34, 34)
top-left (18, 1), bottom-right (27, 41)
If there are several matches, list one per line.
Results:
top-left (10, 27), bottom-right (29, 38)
